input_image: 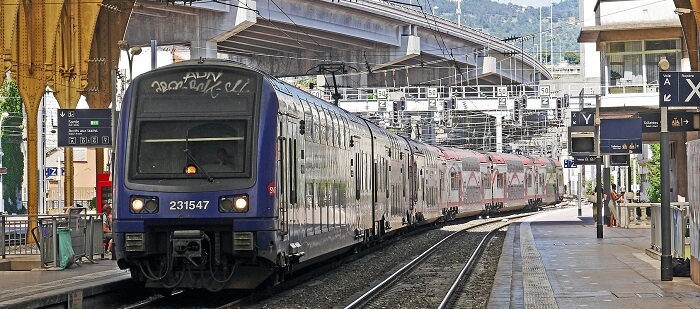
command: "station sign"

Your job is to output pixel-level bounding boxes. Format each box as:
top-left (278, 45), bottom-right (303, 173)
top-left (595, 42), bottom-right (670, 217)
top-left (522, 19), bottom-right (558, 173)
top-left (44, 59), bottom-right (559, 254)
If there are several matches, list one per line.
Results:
top-left (659, 71), bottom-right (700, 107)
top-left (497, 86), bottom-right (508, 97)
top-left (563, 159), bottom-right (577, 168)
top-left (570, 110), bottom-right (595, 127)
top-left (573, 155), bottom-right (597, 165)
top-left (600, 118), bottom-right (642, 154)
top-left (498, 97), bottom-right (507, 107)
top-left (57, 109), bottom-right (112, 147)
top-left (640, 111), bottom-right (699, 132)
top-left (44, 167), bottom-right (65, 178)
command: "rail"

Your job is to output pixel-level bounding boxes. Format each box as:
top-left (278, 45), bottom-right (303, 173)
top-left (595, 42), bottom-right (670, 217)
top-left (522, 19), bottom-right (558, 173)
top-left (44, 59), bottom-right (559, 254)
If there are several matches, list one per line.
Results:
top-left (1, 209), bottom-right (106, 268)
top-left (617, 202), bottom-right (689, 259)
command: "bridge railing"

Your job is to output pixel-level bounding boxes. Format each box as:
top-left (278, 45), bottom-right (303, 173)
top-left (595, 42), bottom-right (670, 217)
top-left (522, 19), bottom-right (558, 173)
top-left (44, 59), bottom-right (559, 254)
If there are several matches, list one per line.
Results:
top-left (317, 83), bottom-right (660, 105)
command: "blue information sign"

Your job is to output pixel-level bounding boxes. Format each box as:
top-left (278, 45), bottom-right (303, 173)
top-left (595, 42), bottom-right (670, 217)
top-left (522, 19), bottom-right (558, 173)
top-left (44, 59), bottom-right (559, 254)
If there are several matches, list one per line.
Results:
top-left (563, 159), bottom-right (577, 168)
top-left (600, 118), bottom-right (642, 154)
top-left (659, 72), bottom-right (700, 107)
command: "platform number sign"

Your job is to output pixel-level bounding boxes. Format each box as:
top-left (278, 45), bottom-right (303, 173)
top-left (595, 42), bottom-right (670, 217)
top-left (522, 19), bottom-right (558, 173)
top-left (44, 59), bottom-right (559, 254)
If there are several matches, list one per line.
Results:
top-left (539, 85), bottom-right (551, 97)
top-left (563, 159), bottom-right (577, 168)
top-left (498, 97), bottom-right (507, 107)
top-left (427, 88), bottom-right (438, 98)
top-left (377, 88), bottom-right (388, 99)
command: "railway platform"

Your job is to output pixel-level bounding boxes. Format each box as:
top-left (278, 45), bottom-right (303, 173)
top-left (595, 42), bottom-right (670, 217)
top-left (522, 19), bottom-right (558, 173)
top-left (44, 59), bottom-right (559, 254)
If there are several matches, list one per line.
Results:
top-left (489, 203), bottom-right (700, 308)
top-left (0, 255), bottom-right (130, 308)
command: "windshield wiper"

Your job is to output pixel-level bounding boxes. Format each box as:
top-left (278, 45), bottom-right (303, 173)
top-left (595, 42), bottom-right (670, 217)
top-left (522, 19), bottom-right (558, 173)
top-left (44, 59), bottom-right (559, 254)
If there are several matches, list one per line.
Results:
top-left (183, 148), bottom-right (214, 182)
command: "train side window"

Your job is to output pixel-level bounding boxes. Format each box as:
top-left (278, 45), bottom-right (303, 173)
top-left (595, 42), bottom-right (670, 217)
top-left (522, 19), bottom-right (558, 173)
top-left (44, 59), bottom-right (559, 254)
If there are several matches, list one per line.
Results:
top-left (336, 113), bottom-right (343, 147)
top-left (302, 100), bottom-right (311, 141)
top-left (319, 108), bottom-right (327, 145)
top-left (496, 173), bottom-right (504, 188)
top-left (450, 171), bottom-right (458, 190)
top-left (483, 172), bottom-right (491, 189)
top-left (328, 112), bottom-right (335, 147)
top-left (314, 106), bottom-right (320, 143)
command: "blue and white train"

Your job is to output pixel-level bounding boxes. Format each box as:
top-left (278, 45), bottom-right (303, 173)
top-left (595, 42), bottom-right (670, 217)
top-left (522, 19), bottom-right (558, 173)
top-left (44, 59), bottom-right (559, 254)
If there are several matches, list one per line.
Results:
top-left (112, 59), bottom-right (563, 290)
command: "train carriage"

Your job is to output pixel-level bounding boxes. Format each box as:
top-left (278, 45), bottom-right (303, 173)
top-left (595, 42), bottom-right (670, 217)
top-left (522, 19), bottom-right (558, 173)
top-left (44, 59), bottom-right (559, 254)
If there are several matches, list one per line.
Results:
top-left (501, 153), bottom-right (528, 211)
top-left (453, 149), bottom-right (489, 217)
top-left (112, 59), bottom-right (563, 291)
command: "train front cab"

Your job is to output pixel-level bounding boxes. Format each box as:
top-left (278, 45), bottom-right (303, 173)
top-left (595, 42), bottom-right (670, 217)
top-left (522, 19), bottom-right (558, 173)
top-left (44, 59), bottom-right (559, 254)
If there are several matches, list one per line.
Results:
top-left (112, 62), bottom-right (284, 290)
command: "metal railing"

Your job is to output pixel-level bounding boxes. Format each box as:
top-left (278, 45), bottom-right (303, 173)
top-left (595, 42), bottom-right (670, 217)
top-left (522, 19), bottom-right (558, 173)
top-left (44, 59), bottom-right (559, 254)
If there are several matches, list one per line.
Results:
top-left (617, 202), bottom-right (689, 259)
top-left (1, 210), bottom-right (105, 268)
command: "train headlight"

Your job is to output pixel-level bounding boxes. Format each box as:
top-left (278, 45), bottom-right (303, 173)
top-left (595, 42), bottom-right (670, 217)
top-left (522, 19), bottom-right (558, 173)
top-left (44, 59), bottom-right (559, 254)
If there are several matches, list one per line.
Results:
top-left (234, 196), bottom-right (248, 212)
top-left (219, 194), bottom-right (249, 213)
top-left (130, 196), bottom-right (159, 214)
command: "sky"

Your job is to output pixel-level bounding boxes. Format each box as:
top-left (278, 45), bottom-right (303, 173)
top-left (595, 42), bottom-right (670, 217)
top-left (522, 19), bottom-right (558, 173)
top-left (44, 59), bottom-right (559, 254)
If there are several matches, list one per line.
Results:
top-left (495, 0), bottom-right (562, 7)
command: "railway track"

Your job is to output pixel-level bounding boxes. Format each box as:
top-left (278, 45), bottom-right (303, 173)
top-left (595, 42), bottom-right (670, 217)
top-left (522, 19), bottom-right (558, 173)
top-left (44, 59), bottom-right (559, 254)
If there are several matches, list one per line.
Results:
top-left (109, 210), bottom-right (551, 308)
top-left (344, 218), bottom-right (518, 309)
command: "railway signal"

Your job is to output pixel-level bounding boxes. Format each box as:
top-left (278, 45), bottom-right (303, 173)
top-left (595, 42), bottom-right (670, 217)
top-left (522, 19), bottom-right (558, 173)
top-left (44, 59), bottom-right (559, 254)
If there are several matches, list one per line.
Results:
top-left (513, 98), bottom-right (521, 125)
top-left (556, 98), bottom-right (563, 126)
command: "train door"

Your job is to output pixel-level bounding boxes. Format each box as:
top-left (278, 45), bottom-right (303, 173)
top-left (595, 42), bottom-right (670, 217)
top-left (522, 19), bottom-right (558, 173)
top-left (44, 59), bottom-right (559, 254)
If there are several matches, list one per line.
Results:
top-left (482, 162), bottom-right (493, 210)
top-left (277, 115), bottom-right (301, 241)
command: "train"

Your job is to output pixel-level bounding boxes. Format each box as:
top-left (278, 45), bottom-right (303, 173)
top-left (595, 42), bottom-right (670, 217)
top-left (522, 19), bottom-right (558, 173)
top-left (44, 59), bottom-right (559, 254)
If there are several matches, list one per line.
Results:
top-left (112, 59), bottom-right (564, 291)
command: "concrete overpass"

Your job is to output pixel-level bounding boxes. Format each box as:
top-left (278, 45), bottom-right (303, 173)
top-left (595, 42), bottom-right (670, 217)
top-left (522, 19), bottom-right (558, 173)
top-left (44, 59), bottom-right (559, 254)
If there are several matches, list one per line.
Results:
top-left (125, 0), bottom-right (552, 87)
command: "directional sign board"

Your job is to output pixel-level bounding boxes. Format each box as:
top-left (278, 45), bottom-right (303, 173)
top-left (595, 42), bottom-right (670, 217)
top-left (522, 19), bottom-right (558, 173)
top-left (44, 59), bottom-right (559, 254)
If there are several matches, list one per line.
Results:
top-left (573, 155), bottom-right (597, 165)
top-left (57, 109), bottom-right (112, 147)
top-left (570, 110), bottom-right (595, 126)
top-left (600, 118), bottom-right (642, 154)
top-left (659, 72), bottom-right (700, 107)
top-left (640, 111), bottom-right (699, 132)
top-left (541, 97), bottom-right (550, 106)
top-left (563, 159), bottom-right (577, 168)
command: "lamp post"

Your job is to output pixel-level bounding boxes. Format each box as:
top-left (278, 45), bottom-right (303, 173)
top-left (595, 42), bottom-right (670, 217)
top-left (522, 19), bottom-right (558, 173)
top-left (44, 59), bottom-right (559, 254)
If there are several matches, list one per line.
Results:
top-left (0, 111), bottom-right (10, 214)
top-left (117, 40), bottom-right (143, 83)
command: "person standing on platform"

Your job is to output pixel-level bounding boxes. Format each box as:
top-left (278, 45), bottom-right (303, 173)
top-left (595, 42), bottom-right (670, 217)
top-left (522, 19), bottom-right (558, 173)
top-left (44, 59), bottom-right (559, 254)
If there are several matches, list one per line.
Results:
top-left (103, 205), bottom-right (115, 259)
top-left (609, 184), bottom-right (624, 227)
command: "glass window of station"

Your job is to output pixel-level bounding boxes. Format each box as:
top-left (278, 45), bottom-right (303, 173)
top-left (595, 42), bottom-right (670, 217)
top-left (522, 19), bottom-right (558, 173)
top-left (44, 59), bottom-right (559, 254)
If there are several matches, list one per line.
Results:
top-left (605, 39), bottom-right (681, 94)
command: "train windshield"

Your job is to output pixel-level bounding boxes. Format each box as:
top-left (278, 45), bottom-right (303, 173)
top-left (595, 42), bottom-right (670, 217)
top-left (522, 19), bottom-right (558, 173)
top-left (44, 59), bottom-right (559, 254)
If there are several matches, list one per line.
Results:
top-left (135, 120), bottom-right (248, 178)
top-left (128, 66), bottom-right (260, 181)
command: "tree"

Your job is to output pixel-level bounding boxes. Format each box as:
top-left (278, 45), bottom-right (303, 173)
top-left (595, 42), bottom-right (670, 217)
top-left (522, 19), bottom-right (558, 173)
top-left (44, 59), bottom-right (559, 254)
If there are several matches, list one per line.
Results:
top-left (0, 78), bottom-right (25, 214)
top-left (647, 144), bottom-right (660, 203)
top-left (564, 52), bottom-right (580, 64)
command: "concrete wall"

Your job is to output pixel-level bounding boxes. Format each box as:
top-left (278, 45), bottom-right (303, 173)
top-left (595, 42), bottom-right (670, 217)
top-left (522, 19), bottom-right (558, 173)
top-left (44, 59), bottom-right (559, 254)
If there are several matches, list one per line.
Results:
top-left (597, 0), bottom-right (679, 26)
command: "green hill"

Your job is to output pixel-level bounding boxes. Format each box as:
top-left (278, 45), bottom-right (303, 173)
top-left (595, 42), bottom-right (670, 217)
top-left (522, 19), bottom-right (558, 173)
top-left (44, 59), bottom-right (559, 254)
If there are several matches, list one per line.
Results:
top-left (415, 0), bottom-right (580, 62)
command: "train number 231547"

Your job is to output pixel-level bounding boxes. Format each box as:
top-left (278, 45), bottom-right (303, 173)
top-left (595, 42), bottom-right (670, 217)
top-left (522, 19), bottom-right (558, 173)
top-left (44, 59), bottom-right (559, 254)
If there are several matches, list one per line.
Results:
top-left (169, 200), bottom-right (210, 210)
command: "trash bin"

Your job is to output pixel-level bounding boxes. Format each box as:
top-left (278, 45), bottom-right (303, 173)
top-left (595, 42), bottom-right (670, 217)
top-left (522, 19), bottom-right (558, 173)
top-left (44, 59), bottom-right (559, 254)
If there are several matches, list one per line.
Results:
top-left (57, 227), bottom-right (75, 269)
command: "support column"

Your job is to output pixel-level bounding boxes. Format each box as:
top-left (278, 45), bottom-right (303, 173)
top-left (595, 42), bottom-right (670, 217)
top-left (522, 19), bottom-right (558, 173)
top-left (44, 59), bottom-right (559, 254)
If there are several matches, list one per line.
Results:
top-left (495, 115), bottom-right (503, 153)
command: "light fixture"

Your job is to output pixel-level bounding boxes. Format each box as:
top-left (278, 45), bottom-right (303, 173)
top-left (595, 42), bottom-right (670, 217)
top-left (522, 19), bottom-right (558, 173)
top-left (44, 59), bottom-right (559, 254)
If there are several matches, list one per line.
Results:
top-left (675, 8), bottom-right (692, 15)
